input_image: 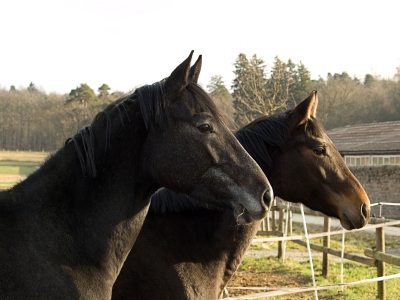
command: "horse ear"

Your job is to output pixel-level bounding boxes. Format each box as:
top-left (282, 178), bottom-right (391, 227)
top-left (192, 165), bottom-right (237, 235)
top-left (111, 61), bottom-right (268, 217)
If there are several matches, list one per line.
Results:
top-left (189, 55), bottom-right (202, 83)
top-left (287, 91), bottom-right (318, 129)
top-left (164, 51), bottom-right (194, 99)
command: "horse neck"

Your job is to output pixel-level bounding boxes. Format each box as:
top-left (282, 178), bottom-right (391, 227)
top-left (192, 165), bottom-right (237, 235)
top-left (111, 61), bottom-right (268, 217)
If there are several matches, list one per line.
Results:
top-left (147, 209), bottom-right (261, 298)
top-left (176, 140), bottom-right (284, 297)
top-left (191, 212), bottom-right (261, 299)
top-left (8, 113), bottom-right (158, 291)
top-left (217, 220), bottom-right (261, 293)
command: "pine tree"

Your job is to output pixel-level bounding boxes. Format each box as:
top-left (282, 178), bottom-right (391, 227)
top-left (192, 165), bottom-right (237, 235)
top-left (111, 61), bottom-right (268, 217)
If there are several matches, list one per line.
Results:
top-left (207, 75), bottom-right (236, 129)
top-left (291, 62), bottom-right (311, 105)
top-left (207, 75), bottom-right (231, 100)
top-left (98, 84), bottom-right (111, 99)
top-left (27, 82), bottom-right (37, 93)
top-left (364, 74), bottom-right (375, 86)
top-left (66, 83), bottom-right (97, 106)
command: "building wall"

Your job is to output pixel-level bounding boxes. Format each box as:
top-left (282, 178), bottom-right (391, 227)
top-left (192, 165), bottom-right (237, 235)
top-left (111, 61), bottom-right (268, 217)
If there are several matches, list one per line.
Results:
top-left (350, 165), bottom-right (400, 219)
top-left (277, 165), bottom-right (400, 219)
top-left (345, 155), bottom-right (400, 166)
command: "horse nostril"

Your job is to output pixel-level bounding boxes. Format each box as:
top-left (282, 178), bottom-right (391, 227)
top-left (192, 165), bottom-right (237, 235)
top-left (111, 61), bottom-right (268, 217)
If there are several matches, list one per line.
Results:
top-left (262, 188), bottom-right (273, 210)
top-left (361, 203), bottom-right (369, 219)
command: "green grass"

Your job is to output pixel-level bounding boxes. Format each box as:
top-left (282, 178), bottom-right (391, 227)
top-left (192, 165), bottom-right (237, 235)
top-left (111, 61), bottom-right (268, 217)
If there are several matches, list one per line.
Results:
top-left (236, 256), bottom-right (400, 299)
top-left (0, 161), bottom-right (41, 175)
top-left (0, 151), bottom-right (48, 189)
top-left (243, 222), bottom-right (400, 299)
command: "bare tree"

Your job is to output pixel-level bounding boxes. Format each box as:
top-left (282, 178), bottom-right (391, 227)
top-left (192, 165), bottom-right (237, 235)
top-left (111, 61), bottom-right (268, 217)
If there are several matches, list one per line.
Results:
top-left (232, 54), bottom-right (308, 126)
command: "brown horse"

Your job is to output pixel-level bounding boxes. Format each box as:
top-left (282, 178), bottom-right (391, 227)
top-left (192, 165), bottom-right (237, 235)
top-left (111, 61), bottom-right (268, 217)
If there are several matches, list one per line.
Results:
top-left (0, 52), bottom-right (272, 299)
top-left (112, 91), bottom-right (370, 300)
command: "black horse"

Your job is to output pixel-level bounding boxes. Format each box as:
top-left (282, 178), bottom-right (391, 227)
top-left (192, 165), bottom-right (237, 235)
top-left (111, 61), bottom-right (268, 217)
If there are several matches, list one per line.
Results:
top-left (0, 52), bottom-right (272, 299)
top-left (112, 91), bottom-right (370, 300)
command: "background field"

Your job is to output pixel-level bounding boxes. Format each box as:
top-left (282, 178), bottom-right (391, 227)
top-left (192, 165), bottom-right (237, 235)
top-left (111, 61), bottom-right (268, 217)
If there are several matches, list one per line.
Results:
top-left (0, 150), bottom-right (49, 162)
top-left (0, 151), bottom-right (48, 189)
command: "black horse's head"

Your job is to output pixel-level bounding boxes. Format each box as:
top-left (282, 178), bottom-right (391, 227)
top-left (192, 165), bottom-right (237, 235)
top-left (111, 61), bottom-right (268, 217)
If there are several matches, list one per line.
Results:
top-left (140, 52), bottom-right (273, 224)
top-left (76, 51), bottom-right (272, 224)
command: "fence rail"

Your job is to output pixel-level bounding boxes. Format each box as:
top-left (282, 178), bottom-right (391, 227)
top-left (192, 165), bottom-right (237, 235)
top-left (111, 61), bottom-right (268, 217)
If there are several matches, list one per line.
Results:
top-left (365, 248), bottom-right (400, 267)
top-left (291, 239), bottom-right (376, 266)
top-left (225, 202), bottom-right (400, 300)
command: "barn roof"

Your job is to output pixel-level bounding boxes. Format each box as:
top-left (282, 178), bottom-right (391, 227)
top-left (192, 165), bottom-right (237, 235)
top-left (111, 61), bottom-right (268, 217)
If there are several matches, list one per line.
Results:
top-left (326, 120), bottom-right (400, 155)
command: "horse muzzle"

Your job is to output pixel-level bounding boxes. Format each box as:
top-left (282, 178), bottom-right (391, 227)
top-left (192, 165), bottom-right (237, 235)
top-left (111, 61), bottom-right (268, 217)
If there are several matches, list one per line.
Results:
top-left (341, 203), bottom-right (370, 230)
top-left (233, 187), bottom-right (274, 225)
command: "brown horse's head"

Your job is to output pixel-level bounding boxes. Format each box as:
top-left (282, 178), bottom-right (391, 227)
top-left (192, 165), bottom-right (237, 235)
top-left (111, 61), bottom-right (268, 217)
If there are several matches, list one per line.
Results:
top-left (276, 91), bottom-right (370, 229)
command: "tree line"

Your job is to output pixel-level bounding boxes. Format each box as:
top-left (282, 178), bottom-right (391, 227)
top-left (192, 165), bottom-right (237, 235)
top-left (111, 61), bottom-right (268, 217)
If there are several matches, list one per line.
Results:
top-left (0, 83), bottom-right (123, 151)
top-left (211, 54), bottom-right (400, 130)
top-left (1, 54), bottom-right (400, 151)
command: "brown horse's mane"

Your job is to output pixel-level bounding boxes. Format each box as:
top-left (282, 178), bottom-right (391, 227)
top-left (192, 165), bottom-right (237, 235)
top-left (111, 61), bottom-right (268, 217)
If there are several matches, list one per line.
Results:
top-left (235, 113), bottom-right (288, 170)
top-left (149, 188), bottom-right (215, 214)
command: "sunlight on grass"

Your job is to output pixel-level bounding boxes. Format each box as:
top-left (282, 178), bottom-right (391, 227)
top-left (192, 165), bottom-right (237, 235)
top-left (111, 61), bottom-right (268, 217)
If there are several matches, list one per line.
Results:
top-left (236, 255), bottom-right (400, 299)
top-left (0, 161), bottom-right (40, 176)
top-left (237, 219), bottom-right (400, 299)
top-left (0, 150), bottom-right (49, 162)
top-left (0, 151), bottom-right (47, 188)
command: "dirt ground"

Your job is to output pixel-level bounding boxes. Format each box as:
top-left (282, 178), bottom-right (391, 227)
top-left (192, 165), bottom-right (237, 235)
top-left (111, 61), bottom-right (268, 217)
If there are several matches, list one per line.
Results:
top-left (226, 267), bottom-right (343, 300)
top-left (226, 267), bottom-right (311, 297)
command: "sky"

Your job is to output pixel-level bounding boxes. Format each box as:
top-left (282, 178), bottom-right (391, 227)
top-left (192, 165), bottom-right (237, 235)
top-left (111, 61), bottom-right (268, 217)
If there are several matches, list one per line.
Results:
top-left (1, 0), bottom-right (399, 94)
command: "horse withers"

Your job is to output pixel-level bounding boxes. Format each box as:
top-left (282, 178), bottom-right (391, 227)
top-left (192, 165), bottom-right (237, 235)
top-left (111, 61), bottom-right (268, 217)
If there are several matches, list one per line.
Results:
top-left (111, 91), bottom-right (370, 300)
top-left (0, 52), bottom-right (272, 299)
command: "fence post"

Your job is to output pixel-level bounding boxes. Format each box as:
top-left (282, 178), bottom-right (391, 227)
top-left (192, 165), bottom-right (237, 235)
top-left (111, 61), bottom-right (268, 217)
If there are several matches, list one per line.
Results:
top-left (376, 226), bottom-right (386, 300)
top-left (271, 198), bottom-right (277, 232)
top-left (278, 208), bottom-right (285, 259)
top-left (322, 216), bottom-right (331, 277)
top-left (288, 210), bottom-right (292, 235)
top-left (261, 211), bottom-right (270, 231)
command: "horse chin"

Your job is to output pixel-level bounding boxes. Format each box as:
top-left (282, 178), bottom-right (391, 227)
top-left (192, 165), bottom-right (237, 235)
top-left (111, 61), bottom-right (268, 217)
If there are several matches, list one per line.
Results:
top-left (340, 212), bottom-right (361, 230)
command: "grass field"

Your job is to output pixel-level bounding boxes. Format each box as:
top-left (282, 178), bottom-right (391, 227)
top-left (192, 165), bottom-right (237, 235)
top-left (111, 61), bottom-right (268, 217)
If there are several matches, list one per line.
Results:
top-left (0, 150), bottom-right (49, 162)
top-left (0, 161), bottom-right (41, 175)
top-left (231, 255), bottom-right (400, 299)
top-left (229, 222), bottom-right (400, 299)
top-left (0, 151), bottom-right (48, 189)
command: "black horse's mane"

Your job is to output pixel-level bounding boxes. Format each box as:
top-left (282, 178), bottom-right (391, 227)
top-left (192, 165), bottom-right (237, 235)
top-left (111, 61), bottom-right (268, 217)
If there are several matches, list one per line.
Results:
top-left (149, 112), bottom-right (290, 214)
top-left (68, 80), bottom-right (221, 178)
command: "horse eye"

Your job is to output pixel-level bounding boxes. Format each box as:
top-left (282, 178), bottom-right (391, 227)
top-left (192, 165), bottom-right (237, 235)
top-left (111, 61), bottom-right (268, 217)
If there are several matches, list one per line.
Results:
top-left (313, 147), bottom-right (325, 155)
top-left (197, 124), bottom-right (212, 133)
